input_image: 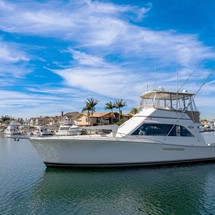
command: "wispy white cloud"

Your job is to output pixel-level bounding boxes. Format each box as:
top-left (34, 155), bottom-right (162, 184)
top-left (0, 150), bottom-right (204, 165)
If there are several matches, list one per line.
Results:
top-left (68, 49), bottom-right (107, 67)
top-left (54, 67), bottom-right (135, 99)
top-left (0, 89), bottom-right (83, 118)
top-left (53, 49), bottom-right (214, 101)
top-left (0, 40), bottom-right (29, 63)
top-left (0, 39), bottom-right (31, 79)
top-left (0, 0), bottom-right (214, 68)
top-left (0, 0), bottom-right (214, 118)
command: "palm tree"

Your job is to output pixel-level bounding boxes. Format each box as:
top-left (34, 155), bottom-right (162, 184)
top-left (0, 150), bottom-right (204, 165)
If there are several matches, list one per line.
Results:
top-left (105, 101), bottom-right (115, 124)
top-left (114, 99), bottom-right (127, 121)
top-left (82, 98), bottom-right (99, 125)
top-left (130, 107), bottom-right (139, 115)
top-left (82, 103), bottom-right (91, 125)
top-left (0, 115), bottom-right (12, 125)
top-left (104, 101), bottom-right (115, 112)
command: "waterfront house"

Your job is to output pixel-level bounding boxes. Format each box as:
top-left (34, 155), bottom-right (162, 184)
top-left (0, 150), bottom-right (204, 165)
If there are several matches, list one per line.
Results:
top-left (29, 112), bottom-right (80, 129)
top-left (58, 111), bottom-right (79, 124)
top-left (74, 112), bottom-right (122, 126)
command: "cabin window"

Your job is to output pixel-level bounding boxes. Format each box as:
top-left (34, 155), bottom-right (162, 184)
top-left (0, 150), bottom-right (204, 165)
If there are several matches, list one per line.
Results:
top-left (131, 124), bottom-right (193, 137)
top-left (176, 125), bottom-right (193, 137)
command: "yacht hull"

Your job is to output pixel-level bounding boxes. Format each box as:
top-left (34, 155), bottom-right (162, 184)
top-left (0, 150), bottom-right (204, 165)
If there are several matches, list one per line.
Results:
top-left (29, 137), bottom-right (215, 168)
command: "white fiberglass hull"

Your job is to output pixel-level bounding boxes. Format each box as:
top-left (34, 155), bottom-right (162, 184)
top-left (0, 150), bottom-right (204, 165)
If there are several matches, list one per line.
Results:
top-left (29, 136), bottom-right (215, 168)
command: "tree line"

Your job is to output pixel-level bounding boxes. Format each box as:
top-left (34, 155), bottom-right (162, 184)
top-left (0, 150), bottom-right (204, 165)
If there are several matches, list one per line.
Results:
top-left (82, 97), bottom-right (139, 125)
top-left (0, 98), bottom-right (139, 126)
top-left (82, 98), bottom-right (127, 116)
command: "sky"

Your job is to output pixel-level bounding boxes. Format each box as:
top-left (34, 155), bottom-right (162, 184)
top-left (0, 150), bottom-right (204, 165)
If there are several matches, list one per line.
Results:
top-left (0, 0), bottom-right (215, 119)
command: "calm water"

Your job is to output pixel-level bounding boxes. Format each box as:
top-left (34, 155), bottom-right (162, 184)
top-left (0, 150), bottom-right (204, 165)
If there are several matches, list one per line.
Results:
top-left (1, 136), bottom-right (215, 215)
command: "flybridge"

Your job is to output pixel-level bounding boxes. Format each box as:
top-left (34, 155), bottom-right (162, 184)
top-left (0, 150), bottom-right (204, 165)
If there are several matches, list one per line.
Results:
top-left (140, 89), bottom-right (198, 113)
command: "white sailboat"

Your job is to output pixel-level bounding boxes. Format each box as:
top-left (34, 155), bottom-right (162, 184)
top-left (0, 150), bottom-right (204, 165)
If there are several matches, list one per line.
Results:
top-left (29, 89), bottom-right (215, 168)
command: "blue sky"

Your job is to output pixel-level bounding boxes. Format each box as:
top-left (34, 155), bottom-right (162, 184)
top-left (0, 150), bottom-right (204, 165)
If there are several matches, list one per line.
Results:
top-left (0, 0), bottom-right (215, 119)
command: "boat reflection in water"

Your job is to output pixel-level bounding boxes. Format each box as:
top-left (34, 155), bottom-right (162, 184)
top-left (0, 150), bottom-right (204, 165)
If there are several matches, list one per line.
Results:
top-left (28, 164), bottom-right (215, 214)
top-left (29, 88), bottom-right (215, 168)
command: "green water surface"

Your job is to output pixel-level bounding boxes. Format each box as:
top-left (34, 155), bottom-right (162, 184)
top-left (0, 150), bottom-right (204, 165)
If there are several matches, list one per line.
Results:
top-left (0, 136), bottom-right (215, 215)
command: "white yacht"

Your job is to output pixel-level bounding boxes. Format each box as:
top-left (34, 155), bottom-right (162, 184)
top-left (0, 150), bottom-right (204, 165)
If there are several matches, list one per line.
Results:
top-left (55, 122), bottom-right (82, 136)
top-left (32, 126), bottom-right (53, 137)
top-left (29, 89), bottom-right (215, 168)
top-left (4, 121), bottom-right (21, 136)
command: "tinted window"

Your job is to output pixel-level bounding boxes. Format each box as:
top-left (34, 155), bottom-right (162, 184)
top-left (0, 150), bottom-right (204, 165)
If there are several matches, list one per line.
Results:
top-left (176, 125), bottom-right (193, 137)
top-left (131, 124), bottom-right (193, 137)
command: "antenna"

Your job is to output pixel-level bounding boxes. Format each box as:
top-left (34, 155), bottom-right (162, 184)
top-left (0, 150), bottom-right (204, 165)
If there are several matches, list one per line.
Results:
top-left (178, 60), bottom-right (204, 92)
top-left (176, 68), bottom-right (178, 92)
top-left (192, 69), bottom-right (214, 99)
top-left (177, 69), bottom-right (214, 114)
top-left (165, 69), bottom-right (214, 139)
